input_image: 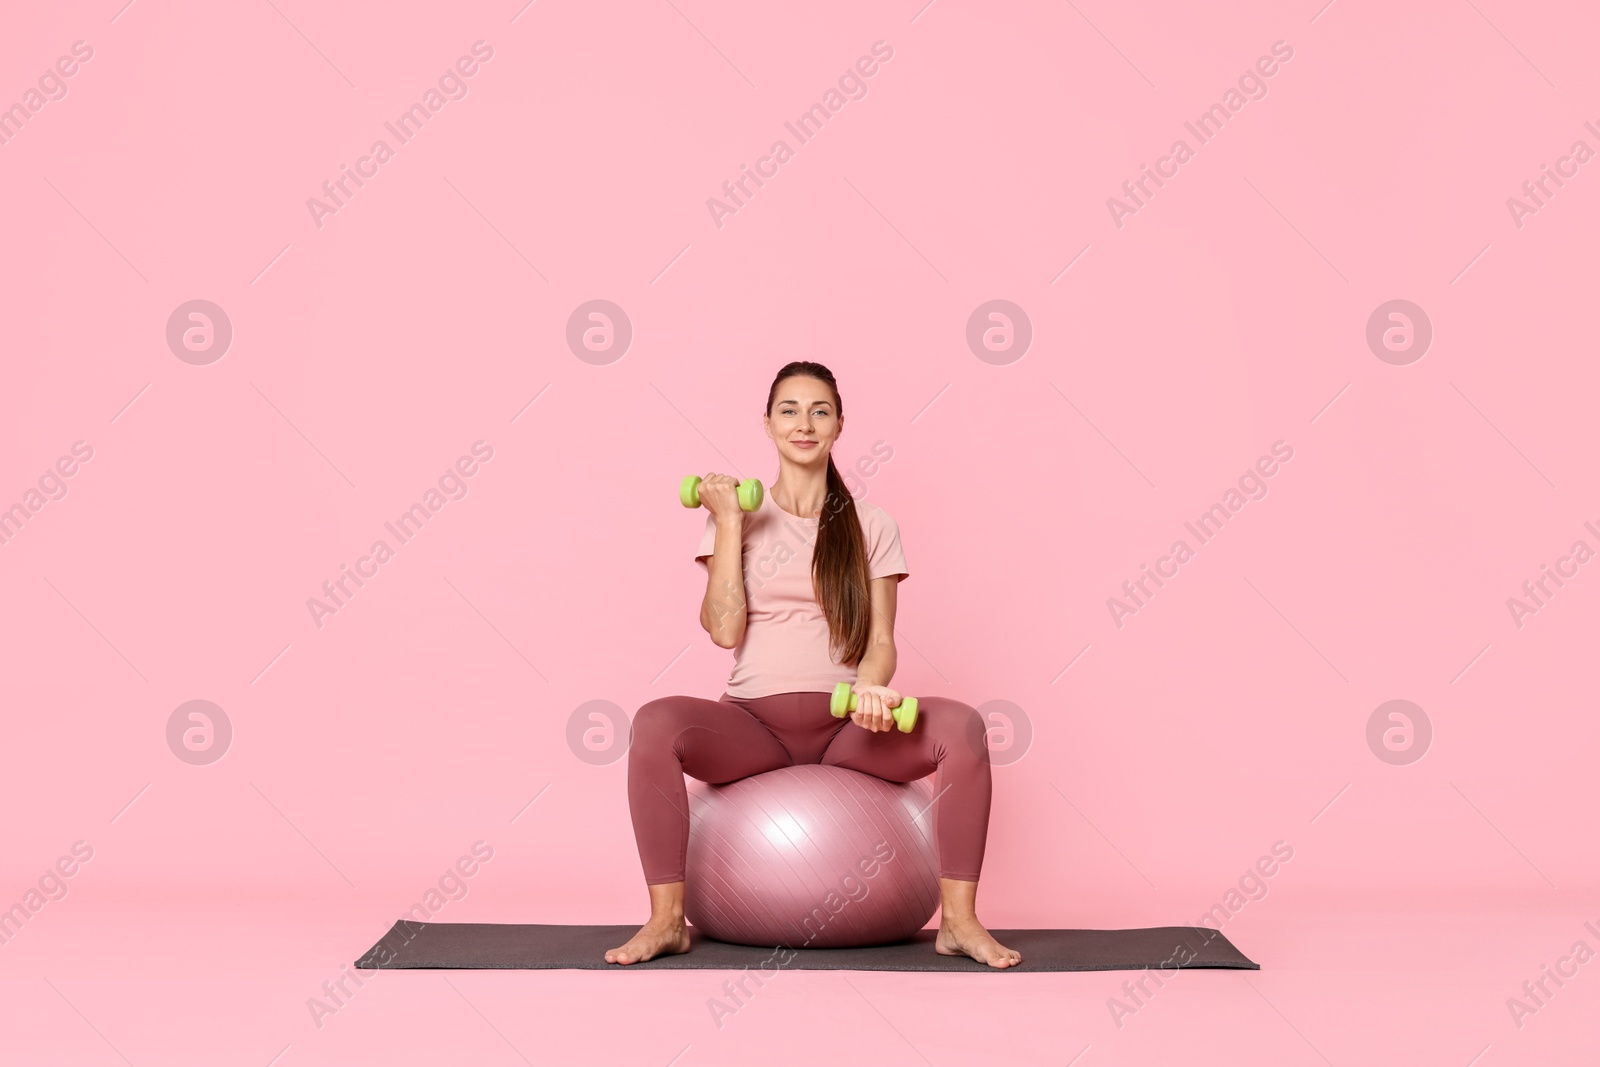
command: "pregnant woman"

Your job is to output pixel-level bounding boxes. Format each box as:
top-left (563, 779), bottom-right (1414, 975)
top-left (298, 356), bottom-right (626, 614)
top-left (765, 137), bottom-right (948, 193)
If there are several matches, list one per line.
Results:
top-left (606, 361), bottom-right (1020, 969)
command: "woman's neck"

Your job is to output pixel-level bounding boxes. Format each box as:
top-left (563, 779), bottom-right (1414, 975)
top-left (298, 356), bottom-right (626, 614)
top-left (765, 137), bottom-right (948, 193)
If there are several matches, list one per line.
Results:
top-left (771, 473), bottom-right (828, 518)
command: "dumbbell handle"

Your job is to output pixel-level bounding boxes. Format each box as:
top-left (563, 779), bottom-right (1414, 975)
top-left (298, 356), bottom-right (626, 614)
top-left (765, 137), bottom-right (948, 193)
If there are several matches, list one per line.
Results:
top-left (830, 682), bottom-right (919, 733)
top-left (680, 475), bottom-right (763, 512)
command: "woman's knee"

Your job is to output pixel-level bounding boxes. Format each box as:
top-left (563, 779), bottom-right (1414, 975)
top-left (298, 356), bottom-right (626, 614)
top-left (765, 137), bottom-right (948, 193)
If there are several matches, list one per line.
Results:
top-left (918, 697), bottom-right (990, 765)
top-left (630, 697), bottom-right (688, 748)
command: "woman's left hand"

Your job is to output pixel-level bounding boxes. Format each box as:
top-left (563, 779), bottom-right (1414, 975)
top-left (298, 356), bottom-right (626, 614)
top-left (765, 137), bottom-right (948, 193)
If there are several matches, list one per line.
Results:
top-left (849, 684), bottom-right (902, 733)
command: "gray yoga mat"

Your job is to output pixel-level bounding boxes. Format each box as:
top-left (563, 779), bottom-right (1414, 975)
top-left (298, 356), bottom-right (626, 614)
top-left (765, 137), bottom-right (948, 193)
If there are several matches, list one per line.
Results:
top-left (355, 921), bottom-right (1258, 972)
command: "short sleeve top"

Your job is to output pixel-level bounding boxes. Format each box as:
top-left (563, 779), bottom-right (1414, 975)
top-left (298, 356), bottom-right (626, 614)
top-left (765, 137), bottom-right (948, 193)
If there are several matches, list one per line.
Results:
top-left (695, 499), bottom-right (908, 698)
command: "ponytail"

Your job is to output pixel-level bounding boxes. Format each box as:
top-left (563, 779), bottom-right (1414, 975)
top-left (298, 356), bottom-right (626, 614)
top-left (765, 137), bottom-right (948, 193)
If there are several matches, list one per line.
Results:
top-left (815, 451), bottom-right (871, 666)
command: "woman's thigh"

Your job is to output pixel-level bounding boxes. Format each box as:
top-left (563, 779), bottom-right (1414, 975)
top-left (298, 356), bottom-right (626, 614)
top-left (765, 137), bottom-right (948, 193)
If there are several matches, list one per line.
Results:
top-left (819, 695), bottom-right (986, 782)
top-left (725, 691), bottom-right (839, 765)
top-left (632, 693), bottom-right (793, 783)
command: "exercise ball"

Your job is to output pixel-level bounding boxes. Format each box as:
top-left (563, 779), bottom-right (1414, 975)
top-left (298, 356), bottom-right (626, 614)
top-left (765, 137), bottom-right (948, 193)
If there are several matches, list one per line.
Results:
top-left (683, 764), bottom-right (940, 949)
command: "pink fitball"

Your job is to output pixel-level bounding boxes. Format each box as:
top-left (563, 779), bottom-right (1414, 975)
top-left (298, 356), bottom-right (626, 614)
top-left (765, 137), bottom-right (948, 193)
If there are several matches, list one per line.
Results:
top-left (684, 764), bottom-right (940, 949)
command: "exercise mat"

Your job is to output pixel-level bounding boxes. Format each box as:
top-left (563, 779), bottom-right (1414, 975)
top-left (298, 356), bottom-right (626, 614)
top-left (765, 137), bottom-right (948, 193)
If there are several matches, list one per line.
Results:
top-left (355, 921), bottom-right (1259, 972)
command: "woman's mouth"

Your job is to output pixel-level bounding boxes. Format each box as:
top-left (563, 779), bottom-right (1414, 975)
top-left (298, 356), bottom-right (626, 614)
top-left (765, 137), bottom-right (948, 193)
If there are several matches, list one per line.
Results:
top-left (793, 440), bottom-right (817, 448)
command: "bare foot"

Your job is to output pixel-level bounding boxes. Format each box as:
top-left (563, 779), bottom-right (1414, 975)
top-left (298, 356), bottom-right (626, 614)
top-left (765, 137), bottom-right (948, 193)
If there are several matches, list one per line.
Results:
top-left (604, 916), bottom-right (692, 965)
top-left (935, 914), bottom-right (1022, 968)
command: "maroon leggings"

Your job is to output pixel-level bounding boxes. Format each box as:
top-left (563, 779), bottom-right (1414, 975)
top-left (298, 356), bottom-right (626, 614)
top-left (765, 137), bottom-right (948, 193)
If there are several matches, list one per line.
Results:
top-left (627, 691), bottom-right (992, 885)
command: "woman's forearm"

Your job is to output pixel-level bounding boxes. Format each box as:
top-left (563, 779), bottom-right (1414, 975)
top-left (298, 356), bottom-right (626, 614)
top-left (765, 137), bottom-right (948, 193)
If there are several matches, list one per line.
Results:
top-left (854, 641), bottom-right (897, 690)
top-left (700, 518), bottom-right (747, 648)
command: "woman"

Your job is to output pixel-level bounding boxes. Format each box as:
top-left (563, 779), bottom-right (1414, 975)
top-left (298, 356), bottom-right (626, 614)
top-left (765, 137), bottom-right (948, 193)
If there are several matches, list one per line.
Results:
top-left (606, 361), bottom-right (1020, 969)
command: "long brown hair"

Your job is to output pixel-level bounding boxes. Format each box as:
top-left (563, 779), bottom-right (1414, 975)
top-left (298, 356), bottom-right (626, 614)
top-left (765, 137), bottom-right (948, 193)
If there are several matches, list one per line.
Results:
top-left (765, 362), bottom-right (872, 666)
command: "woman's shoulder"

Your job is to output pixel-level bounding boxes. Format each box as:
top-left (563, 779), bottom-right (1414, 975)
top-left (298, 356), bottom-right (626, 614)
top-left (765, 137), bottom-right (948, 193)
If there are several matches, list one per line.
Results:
top-left (853, 498), bottom-right (899, 531)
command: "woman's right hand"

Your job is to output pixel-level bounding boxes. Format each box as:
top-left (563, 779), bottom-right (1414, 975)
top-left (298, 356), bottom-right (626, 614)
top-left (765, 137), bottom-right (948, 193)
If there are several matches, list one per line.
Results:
top-left (698, 472), bottom-right (743, 522)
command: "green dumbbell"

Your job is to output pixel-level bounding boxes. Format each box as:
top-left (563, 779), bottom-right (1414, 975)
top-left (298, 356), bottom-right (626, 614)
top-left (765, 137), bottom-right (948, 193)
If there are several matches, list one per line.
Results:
top-left (680, 474), bottom-right (764, 512)
top-left (830, 682), bottom-right (919, 733)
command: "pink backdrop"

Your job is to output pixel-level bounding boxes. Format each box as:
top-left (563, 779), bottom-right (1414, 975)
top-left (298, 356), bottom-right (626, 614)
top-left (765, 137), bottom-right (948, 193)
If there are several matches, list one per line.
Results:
top-left (3, 0), bottom-right (1597, 1063)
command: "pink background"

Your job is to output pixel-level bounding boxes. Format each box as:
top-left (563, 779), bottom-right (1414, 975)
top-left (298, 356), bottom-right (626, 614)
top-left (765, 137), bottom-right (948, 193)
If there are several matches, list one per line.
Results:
top-left (3, 0), bottom-right (1598, 1062)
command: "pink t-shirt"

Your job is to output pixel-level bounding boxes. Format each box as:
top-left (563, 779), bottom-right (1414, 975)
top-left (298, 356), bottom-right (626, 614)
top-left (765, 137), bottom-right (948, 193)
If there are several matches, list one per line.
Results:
top-left (695, 499), bottom-right (909, 699)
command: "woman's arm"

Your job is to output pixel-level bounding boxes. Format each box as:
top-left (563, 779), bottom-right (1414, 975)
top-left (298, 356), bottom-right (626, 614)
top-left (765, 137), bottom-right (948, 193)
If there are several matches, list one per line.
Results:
top-left (699, 516), bottom-right (748, 648)
top-left (853, 575), bottom-right (901, 688)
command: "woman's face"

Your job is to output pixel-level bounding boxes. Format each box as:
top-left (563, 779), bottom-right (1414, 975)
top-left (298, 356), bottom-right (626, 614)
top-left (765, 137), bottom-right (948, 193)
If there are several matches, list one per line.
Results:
top-left (765, 376), bottom-right (841, 464)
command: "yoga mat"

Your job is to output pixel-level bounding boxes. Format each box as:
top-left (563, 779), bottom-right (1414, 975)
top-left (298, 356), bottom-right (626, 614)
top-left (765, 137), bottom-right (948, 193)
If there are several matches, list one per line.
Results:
top-left (356, 921), bottom-right (1259, 972)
